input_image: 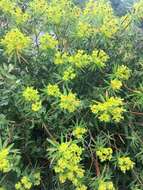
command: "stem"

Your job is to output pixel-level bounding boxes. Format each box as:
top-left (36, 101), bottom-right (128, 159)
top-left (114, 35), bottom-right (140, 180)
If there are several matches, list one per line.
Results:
top-left (129, 111), bottom-right (143, 116)
top-left (42, 123), bottom-right (55, 140)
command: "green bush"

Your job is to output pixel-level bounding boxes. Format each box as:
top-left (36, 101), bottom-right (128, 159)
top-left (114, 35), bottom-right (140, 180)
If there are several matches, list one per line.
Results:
top-left (0, 0), bottom-right (143, 189)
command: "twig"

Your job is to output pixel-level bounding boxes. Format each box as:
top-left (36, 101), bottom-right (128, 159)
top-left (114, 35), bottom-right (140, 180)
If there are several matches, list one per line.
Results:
top-left (94, 155), bottom-right (100, 177)
top-left (42, 123), bottom-right (55, 140)
top-left (129, 111), bottom-right (143, 116)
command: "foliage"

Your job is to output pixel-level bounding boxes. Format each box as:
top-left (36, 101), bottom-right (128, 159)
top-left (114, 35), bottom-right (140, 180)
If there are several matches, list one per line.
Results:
top-left (0, 0), bottom-right (143, 189)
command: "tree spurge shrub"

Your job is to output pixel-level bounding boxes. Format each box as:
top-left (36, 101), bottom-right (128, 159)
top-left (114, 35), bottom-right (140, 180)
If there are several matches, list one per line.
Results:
top-left (0, 0), bottom-right (143, 189)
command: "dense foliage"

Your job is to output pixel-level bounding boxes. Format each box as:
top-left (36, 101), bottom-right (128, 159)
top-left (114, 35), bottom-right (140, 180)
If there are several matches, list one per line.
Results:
top-left (0, 0), bottom-right (143, 189)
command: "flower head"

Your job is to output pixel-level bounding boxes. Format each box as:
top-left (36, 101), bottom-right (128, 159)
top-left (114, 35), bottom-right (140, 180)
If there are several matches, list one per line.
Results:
top-left (91, 49), bottom-right (109, 69)
top-left (54, 141), bottom-right (84, 187)
top-left (46, 84), bottom-right (61, 97)
top-left (115, 65), bottom-right (131, 80)
top-left (39, 33), bottom-right (58, 50)
top-left (96, 147), bottom-right (113, 162)
top-left (0, 148), bottom-right (10, 173)
top-left (134, 0), bottom-right (143, 21)
top-left (12, 7), bottom-right (29, 24)
top-left (29, 0), bottom-right (48, 15)
top-left (1, 29), bottom-right (31, 55)
top-left (54, 51), bottom-right (69, 65)
top-left (99, 113), bottom-right (111, 122)
top-left (76, 185), bottom-right (87, 190)
top-left (60, 92), bottom-right (80, 112)
top-left (15, 182), bottom-right (22, 190)
top-left (84, 0), bottom-right (118, 38)
top-left (98, 180), bottom-right (115, 190)
top-left (91, 96), bottom-right (125, 122)
top-left (32, 101), bottom-right (42, 112)
top-left (21, 176), bottom-right (32, 189)
top-left (118, 156), bottom-right (135, 173)
top-left (23, 87), bottom-right (40, 102)
top-left (76, 21), bottom-right (92, 38)
top-left (72, 127), bottom-right (87, 139)
top-left (111, 79), bottom-right (122, 90)
top-left (33, 172), bottom-right (41, 185)
top-left (0, 0), bottom-right (15, 14)
top-left (62, 67), bottom-right (76, 81)
top-left (69, 50), bottom-right (90, 68)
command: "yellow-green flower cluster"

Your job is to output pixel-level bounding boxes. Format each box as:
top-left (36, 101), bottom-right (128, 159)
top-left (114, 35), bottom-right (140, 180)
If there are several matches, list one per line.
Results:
top-left (118, 156), bottom-right (135, 173)
top-left (72, 127), bottom-right (87, 139)
top-left (15, 176), bottom-right (32, 190)
top-left (96, 147), bottom-right (113, 162)
top-left (0, 0), bottom-right (15, 13)
top-left (0, 148), bottom-right (10, 173)
top-left (100, 17), bottom-right (118, 39)
top-left (110, 65), bottom-right (130, 91)
top-left (83, 0), bottom-right (118, 38)
top-left (0, 0), bottom-right (29, 24)
top-left (54, 51), bottom-right (69, 65)
top-left (69, 50), bottom-right (91, 68)
top-left (33, 172), bottom-right (41, 186)
top-left (46, 0), bottom-right (78, 25)
top-left (62, 67), bottom-right (76, 81)
top-left (15, 173), bottom-right (41, 190)
top-left (54, 141), bottom-right (86, 189)
top-left (91, 49), bottom-right (109, 70)
top-left (91, 97), bottom-right (125, 122)
top-left (133, 0), bottom-right (143, 21)
top-left (115, 65), bottom-right (131, 80)
top-left (98, 180), bottom-right (115, 190)
top-left (29, 0), bottom-right (76, 25)
top-left (46, 84), bottom-right (61, 97)
top-left (23, 87), bottom-right (42, 112)
top-left (0, 187), bottom-right (5, 190)
top-left (54, 49), bottom-right (109, 70)
top-left (46, 85), bottom-right (80, 112)
top-left (1, 29), bottom-right (31, 56)
top-left (31, 101), bottom-right (42, 112)
top-left (29, 0), bottom-right (48, 15)
top-left (23, 87), bottom-right (39, 102)
top-left (39, 33), bottom-right (58, 51)
top-left (60, 92), bottom-right (81, 112)
top-left (55, 50), bottom-right (90, 68)
top-left (76, 184), bottom-right (87, 190)
top-left (76, 21), bottom-right (93, 38)
top-left (110, 79), bottom-right (122, 91)
top-left (46, 4), bottom-right (62, 25)
top-left (12, 8), bottom-right (29, 25)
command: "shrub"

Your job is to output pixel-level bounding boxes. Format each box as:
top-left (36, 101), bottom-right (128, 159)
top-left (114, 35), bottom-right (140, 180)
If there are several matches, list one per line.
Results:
top-left (0, 0), bottom-right (143, 189)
